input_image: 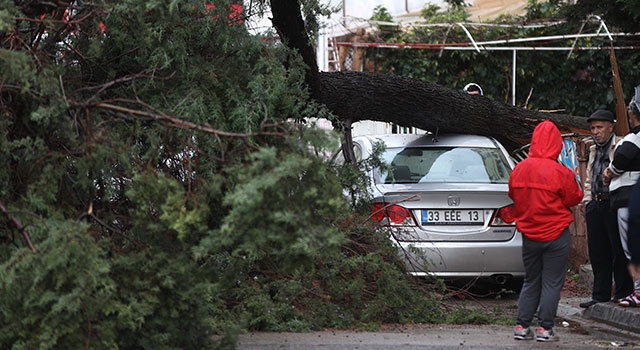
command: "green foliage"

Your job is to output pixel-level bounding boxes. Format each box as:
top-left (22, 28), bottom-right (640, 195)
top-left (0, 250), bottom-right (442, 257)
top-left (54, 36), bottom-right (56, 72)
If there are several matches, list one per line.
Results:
top-left (196, 132), bottom-right (348, 268)
top-left (0, 50), bottom-right (40, 92)
top-left (524, 0), bottom-right (563, 21)
top-left (371, 5), bottom-right (394, 22)
top-left (14, 0), bottom-right (631, 345)
top-left (0, 6), bottom-right (15, 31)
top-left (333, 139), bottom-right (387, 210)
top-left (420, 4), bottom-right (470, 23)
top-left (370, 5), bottom-right (401, 41)
top-left (1, 1), bottom-right (448, 348)
top-left (0, 221), bottom-right (116, 349)
top-left (560, 0), bottom-right (640, 33)
top-left (205, 219), bottom-right (444, 332)
top-left (301, 0), bottom-right (342, 41)
top-left (367, 4), bottom-right (640, 116)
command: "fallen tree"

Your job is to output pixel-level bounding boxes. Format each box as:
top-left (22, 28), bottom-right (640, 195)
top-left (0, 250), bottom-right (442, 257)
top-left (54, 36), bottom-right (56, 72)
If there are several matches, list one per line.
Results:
top-left (271, 0), bottom-right (590, 152)
top-left (317, 71), bottom-right (590, 150)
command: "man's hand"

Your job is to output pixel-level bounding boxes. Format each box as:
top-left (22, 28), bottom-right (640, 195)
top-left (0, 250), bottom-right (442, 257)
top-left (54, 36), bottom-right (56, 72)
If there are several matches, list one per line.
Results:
top-left (603, 167), bottom-right (614, 186)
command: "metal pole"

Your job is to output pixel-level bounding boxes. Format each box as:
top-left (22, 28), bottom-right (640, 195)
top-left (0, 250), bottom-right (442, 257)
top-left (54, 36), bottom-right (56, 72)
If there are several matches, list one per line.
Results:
top-left (456, 22), bottom-right (481, 52)
top-left (343, 41), bottom-right (640, 51)
top-left (512, 49), bottom-right (517, 106)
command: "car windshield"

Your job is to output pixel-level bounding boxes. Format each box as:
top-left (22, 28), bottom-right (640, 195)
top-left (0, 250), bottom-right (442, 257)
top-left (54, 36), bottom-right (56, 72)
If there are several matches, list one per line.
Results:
top-left (374, 146), bottom-right (511, 184)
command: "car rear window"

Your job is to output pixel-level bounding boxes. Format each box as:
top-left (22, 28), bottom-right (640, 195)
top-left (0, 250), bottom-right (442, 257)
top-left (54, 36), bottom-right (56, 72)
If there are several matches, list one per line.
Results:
top-left (375, 147), bottom-right (512, 184)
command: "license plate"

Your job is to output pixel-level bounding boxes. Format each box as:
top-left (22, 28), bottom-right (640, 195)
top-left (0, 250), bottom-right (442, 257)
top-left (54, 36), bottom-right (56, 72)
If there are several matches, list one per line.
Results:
top-left (421, 209), bottom-right (484, 225)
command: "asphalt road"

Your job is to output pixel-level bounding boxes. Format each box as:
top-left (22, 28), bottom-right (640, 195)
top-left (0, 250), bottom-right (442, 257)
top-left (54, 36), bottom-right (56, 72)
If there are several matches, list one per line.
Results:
top-left (236, 323), bottom-right (639, 349)
top-left (235, 295), bottom-right (640, 349)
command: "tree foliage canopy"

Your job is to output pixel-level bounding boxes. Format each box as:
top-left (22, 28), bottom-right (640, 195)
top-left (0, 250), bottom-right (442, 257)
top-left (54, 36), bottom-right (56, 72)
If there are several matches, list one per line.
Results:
top-left (1, 1), bottom-right (443, 348)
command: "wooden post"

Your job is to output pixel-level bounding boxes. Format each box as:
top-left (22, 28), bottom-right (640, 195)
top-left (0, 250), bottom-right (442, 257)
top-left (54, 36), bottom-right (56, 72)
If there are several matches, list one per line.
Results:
top-left (611, 44), bottom-right (630, 136)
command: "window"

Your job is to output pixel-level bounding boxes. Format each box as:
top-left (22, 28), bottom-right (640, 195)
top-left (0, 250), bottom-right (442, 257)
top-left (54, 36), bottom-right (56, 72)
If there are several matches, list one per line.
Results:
top-left (331, 143), bottom-right (363, 165)
top-left (376, 147), bottom-right (511, 184)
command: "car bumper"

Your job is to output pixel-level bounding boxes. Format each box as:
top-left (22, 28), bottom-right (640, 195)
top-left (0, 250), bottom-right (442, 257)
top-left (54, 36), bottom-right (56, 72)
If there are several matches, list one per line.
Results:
top-left (393, 234), bottom-right (525, 278)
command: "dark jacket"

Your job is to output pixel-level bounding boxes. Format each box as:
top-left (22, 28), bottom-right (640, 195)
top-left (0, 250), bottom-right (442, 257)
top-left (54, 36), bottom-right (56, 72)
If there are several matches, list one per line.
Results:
top-left (508, 121), bottom-right (584, 242)
top-left (609, 125), bottom-right (640, 210)
top-left (583, 134), bottom-right (621, 203)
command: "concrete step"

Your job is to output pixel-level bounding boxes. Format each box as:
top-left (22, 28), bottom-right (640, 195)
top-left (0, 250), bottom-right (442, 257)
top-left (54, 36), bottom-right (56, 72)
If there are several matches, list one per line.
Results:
top-left (576, 264), bottom-right (640, 334)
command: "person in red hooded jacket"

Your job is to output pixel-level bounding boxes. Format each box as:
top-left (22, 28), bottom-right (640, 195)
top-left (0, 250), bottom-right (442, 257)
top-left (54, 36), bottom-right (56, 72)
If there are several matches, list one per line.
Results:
top-left (509, 120), bottom-right (583, 342)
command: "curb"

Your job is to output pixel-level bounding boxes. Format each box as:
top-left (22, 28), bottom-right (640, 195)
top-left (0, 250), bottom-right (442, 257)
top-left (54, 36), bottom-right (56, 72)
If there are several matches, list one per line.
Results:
top-left (559, 297), bottom-right (640, 340)
top-left (583, 302), bottom-right (640, 334)
top-left (573, 263), bottom-right (640, 337)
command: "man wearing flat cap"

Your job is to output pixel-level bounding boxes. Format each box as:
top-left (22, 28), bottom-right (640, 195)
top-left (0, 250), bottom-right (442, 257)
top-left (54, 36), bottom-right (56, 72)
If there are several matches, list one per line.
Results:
top-left (580, 109), bottom-right (633, 308)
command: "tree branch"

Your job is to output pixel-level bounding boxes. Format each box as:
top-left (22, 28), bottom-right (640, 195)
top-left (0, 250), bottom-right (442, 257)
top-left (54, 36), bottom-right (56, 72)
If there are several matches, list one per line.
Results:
top-left (84, 101), bottom-right (288, 139)
top-left (0, 203), bottom-right (37, 253)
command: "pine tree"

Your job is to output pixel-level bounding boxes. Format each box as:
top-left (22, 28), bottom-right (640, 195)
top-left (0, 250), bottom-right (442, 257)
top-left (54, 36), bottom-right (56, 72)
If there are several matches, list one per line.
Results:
top-left (1, 1), bottom-right (442, 348)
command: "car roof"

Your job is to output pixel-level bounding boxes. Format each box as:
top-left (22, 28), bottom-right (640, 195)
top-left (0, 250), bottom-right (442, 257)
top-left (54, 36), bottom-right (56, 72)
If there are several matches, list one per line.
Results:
top-left (354, 133), bottom-right (501, 149)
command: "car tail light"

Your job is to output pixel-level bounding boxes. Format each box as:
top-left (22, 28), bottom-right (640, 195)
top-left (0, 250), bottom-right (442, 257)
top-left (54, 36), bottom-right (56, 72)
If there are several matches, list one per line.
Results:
top-left (491, 204), bottom-right (516, 226)
top-left (371, 203), bottom-right (416, 225)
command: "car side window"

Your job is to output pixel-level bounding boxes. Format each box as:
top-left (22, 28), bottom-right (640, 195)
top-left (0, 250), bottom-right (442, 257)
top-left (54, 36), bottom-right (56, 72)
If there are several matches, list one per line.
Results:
top-left (331, 143), bottom-right (363, 165)
top-left (483, 150), bottom-right (511, 183)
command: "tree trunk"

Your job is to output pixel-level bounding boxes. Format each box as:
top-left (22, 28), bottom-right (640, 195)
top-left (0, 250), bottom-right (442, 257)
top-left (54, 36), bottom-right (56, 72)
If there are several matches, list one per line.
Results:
top-left (270, 0), bottom-right (320, 97)
top-left (317, 71), bottom-right (590, 150)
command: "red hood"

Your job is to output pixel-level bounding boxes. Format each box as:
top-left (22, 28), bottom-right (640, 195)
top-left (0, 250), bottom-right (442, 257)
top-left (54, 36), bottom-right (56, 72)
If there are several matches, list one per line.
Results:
top-left (528, 120), bottom-right (562, 160)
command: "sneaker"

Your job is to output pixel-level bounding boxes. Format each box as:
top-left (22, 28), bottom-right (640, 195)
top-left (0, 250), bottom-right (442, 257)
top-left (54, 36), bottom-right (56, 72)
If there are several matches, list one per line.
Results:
top-left (513, 325), bottom-right (533, 340)
top-left (535, 327), bottom-right (558, 342)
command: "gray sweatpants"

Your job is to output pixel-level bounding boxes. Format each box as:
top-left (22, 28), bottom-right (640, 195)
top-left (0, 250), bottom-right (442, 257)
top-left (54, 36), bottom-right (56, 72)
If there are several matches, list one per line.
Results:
top-left (516, 228), bottom-right (570, 331)
top-left (616, 207), bottom-right (640, 292)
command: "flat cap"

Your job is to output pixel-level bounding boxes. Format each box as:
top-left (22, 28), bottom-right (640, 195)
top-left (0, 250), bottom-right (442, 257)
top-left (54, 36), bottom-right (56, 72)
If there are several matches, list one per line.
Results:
top-left (587, 110), bottom-right (615, 123)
